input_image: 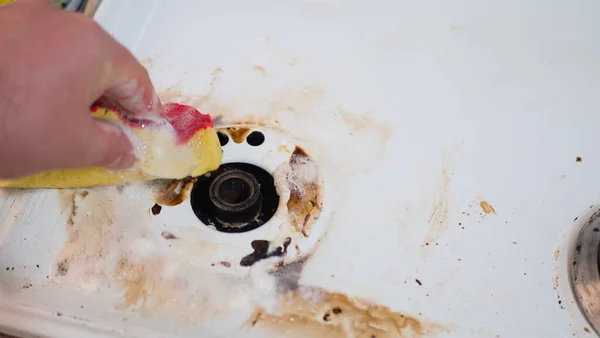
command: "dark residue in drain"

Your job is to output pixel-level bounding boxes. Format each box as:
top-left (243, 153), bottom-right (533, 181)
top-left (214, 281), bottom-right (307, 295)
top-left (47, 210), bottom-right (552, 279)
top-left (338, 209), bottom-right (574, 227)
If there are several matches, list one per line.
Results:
top-left (161, 231), bottom-right (178, 240)
top-left (154, 177), bottom-right (196, 207)
top-left (239, 237), bottom-right (292, 267)
top-left (151, 203), bottom-right (162, 215)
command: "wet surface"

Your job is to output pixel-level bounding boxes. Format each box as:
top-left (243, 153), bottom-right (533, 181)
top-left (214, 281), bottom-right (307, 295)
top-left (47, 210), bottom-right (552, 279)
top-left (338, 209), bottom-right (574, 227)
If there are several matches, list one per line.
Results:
top-left (153, 178), bottom-right (196, 207)
top-left (276, 146), bottom-right (324, 237)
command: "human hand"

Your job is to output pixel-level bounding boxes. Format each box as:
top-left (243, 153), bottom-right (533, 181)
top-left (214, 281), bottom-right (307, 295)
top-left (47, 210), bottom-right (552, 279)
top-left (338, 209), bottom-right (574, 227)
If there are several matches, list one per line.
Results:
top-left (0, 0), bottom-right (161, 179)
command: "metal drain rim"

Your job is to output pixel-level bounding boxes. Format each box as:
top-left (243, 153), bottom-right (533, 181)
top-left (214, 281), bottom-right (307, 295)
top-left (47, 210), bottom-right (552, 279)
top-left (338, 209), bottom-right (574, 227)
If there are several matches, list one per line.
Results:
top-left (569, 207), bottom-right (600, 336)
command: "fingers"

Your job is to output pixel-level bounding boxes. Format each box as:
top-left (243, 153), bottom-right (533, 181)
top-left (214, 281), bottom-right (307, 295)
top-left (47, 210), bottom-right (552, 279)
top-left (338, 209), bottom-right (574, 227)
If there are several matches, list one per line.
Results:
top-left (74, 118), bottom-right (136, 170)
top-left (45, 116), bottom-right (136, 172)
top-left (99, 33), bottom-right (162, 121)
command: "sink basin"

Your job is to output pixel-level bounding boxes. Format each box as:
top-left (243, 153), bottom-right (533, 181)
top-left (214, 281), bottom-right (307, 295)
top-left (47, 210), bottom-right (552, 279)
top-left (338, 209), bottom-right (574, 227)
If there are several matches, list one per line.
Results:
top-left (1, 0), bottom-right (600, 337)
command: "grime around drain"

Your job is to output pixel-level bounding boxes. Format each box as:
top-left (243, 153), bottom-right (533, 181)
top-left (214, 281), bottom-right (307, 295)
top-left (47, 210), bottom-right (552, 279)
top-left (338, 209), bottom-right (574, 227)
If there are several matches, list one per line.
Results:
top-left (53, 121), bottom-right (440, 336)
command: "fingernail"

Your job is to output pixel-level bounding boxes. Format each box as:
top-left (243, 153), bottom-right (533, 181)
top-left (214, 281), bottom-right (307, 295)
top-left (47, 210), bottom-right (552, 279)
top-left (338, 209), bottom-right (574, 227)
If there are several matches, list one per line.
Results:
top-left (96, 119), bottom-right (124, 136)
top-left (95, 120), bottom-right (136, 171)
top-left (105, 151), bottom-right (135, 171)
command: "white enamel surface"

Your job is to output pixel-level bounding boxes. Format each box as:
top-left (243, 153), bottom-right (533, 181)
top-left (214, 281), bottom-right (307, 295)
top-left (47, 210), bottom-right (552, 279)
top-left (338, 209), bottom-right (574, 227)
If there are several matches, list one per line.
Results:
top-left (2, 0), bottom-right (600, 337)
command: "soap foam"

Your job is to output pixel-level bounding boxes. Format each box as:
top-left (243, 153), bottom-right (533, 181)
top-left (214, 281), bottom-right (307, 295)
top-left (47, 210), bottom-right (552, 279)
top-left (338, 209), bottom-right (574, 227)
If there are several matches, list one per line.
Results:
top-left (120, 117), bottom-right (196, 179)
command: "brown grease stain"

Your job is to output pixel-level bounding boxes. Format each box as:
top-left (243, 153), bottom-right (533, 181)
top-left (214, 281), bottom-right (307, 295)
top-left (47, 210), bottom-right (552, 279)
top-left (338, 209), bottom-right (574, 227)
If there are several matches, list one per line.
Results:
top-left (335, 106), bottom-right (387, 136)
top-left (156, 70), bottom-right (390, 177)
top-left (54, 68), bottom-right (404, 334)
top-left (153, 178), bottom-right (196, 206)
top-left (55, 189), bottom-right (125, 279)
top-left (424, 168), bottom-right (451, 244)
top-left (287, 147), bottom-right (324, 237)
top-left (158, 88), bottom-right (183, 103)
top-left (221, 127), bottom-right (251, 144)
top-left (278, 145), bottom-right (291, 153)
top-left (249, 287), bottom-right (441, 338)
top-left (479, 200), bottom-right (496, 215)
top-left (140, 57), bottom-right (153, 69)
top-left (115, 256), bottom-right (155, 310)
top-left (161, 231), bottom-right (178, 240)
top-left (57, 182), bottom-right (444, 338)
top-left (252, 65), bottom-right (267, 76)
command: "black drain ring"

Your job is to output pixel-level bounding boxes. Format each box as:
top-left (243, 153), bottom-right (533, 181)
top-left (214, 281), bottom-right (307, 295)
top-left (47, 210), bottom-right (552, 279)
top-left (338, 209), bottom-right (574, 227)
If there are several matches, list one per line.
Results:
top-left (190, 163), bottom-right (280, 233)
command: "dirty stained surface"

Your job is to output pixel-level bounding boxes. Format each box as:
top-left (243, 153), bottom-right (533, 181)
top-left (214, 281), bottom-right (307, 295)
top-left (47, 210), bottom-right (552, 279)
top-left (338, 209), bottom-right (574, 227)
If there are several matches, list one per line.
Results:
top-left (42, 70), bottom-right (450, 337)
top-left (1, 64), bottom-right (533, 338)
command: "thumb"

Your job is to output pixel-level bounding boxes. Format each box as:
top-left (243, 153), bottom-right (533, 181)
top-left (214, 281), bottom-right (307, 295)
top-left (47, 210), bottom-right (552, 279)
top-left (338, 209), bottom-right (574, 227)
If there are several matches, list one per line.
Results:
top-left (72, 118), bottom-right (136, 171)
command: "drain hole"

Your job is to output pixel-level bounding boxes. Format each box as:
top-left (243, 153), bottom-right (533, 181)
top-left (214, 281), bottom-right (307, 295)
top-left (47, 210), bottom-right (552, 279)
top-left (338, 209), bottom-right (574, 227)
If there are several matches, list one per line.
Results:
top-left (216, 176), bottom-right (253, 205)
top-left (246, 131), bottom-right (265, 146)
top-left (190, 163), bottom-right (279, 233)
top-left (217, 131), bottom-right (229, 146)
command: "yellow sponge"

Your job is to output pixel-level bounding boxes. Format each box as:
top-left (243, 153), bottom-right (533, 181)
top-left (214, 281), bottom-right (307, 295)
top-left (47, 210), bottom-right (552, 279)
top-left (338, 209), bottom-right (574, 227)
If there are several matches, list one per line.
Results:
top-left (0, 104), bottom-right (222, 188)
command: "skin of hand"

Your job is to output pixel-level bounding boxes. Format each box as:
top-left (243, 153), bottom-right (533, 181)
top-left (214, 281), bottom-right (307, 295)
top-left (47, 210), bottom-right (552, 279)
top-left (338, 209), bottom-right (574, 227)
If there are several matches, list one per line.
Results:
top-left (0, 0), bottom-right (161, 179)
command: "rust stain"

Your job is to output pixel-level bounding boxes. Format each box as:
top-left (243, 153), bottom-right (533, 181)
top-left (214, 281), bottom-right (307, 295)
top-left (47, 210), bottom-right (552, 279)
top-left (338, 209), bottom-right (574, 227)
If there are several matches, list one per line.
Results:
top-left (161, 231), bottom-right (178, 240)
top-left (52, 67), bottom-right (402, 331)
top-left (553, 275), bottom-right (559, 288)
top-left (158, 67), bottom-right (224, 113)
top-left (584, 327), bottom-right (591, 333)
top-left (157, 88), bottom-right (183, 103)
top-left (286, 147), bottom-right (324, 237)
top-left (55, 189), bottom-right (125, 278)
top-left (248, 309), bottom-right (262, 327)
top-left (152, 178), bottom-right (196, 206)
top-left (553, 248), bottom-right (560, 261)
top-left (252, 65), bottom-right (267, 76)
top-left (576, 156), bottom-right (582, 162)
top-left (424, 168), bottom-right (451, 244)
top-left (210, 68), bottom-right (223, 86)
top-left (140, 57), bottom-right (153, 69)
top-left (220, 127), bottom-right (250, 144)
top-left (479, 200), bottom-right (496, 215)
top-left (57, 186), bottom-right (446, 336)
top-left (278, 145), bottom-right (291, 154)
top-left (336, 106), bottom-right (383, 135)
top-left (56, 259), bottom-right (69, 276)
top-left (58, 190), bottom-right (77, 225)
top-left (251, 287), bottom-right (443, 338)
top-left (115, 256), bottom-right (157, 310)
top-left (156, 69), bottom-right (390, 176)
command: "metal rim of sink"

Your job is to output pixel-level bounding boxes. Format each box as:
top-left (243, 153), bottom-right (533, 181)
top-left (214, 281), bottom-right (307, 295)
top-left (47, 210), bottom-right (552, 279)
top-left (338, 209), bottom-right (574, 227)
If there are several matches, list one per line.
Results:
top-left (569, 207), bottom-right (600, 336)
